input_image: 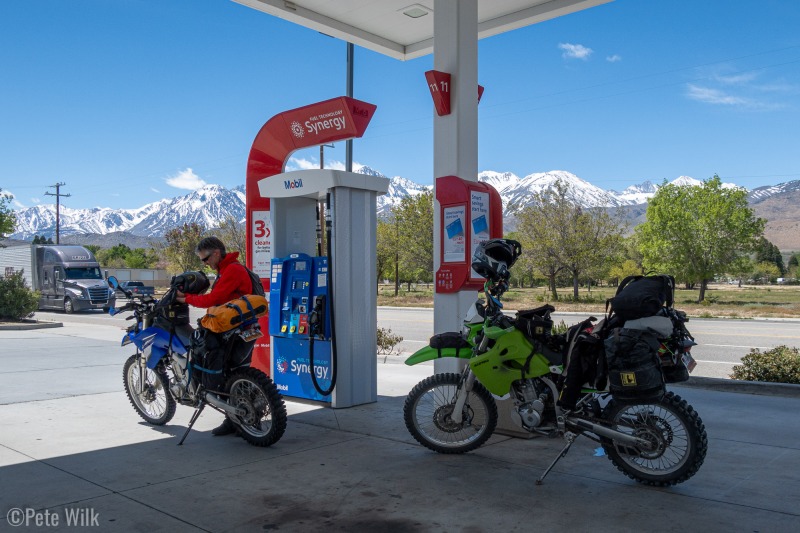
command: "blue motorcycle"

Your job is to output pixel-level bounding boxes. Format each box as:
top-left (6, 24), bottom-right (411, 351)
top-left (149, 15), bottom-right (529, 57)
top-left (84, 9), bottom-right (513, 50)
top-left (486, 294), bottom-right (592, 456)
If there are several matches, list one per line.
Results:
top-left (108, 275), bottom-right (286, 447)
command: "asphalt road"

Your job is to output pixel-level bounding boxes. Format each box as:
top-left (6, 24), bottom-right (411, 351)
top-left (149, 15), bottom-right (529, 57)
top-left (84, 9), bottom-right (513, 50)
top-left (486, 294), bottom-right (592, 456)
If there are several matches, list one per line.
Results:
top-left (31, 307), bottom-right (800, 380)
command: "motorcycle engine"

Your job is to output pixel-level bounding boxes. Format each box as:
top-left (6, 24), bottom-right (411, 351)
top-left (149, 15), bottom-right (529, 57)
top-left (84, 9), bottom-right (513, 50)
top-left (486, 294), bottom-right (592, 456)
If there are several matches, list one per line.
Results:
top-left (512, 379), bottom-right (547, 429)
top-left (169, 353), bottom-right (188, 399)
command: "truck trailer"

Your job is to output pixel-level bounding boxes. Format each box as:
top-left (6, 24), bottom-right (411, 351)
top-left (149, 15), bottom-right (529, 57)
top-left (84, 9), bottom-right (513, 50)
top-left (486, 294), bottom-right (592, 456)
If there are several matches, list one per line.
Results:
top-left (0, 240), bottom-right (116, 313)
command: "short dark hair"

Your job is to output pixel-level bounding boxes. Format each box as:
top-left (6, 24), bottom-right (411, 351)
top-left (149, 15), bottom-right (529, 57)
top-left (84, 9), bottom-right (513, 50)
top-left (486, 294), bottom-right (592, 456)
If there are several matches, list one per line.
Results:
top-left (196, 237), bottom-right (226, 256)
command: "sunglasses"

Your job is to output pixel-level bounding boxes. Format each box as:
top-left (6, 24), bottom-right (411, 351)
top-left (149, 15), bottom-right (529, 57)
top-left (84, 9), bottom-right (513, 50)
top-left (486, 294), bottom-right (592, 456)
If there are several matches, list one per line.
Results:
top-left (200, 252), bottom-right (214, 263)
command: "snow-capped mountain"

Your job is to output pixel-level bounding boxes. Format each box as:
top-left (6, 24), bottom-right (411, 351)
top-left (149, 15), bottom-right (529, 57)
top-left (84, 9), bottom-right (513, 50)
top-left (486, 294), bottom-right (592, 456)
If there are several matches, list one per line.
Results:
top-left (377, 175), bottom-right (431, 216)
top-left (748, 180), bottom-right (800, 203)
top-left (10, 167), bottom-right (793, 244)
top-left (611, 181), bottom-right (660, 205)
top-left (11, 184), bottom-right (246, 240)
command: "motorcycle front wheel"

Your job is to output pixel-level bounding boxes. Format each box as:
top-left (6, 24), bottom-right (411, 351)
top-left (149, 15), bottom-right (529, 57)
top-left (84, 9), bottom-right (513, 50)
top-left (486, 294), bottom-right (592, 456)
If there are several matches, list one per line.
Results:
top-left (404, 373), bottom-right (498, 454)
top-left (123, 354), bottom-right (176, 425)
top-left (225, 368), bottom-right (287, 447)
top-left (602, 391), bottom-right (708, 486)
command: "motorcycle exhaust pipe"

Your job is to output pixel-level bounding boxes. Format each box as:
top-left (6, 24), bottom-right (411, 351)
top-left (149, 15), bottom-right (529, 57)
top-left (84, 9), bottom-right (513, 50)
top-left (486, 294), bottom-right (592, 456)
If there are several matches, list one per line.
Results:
top-left (567, 417), bottom-right (652, 449)
top-left (203, 392), bottom-right (244, 417)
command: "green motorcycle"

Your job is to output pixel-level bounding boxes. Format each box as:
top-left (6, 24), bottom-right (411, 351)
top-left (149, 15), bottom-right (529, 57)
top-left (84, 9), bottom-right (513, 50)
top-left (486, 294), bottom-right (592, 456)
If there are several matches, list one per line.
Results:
top-left (403, 239), bottom-right (707, 486)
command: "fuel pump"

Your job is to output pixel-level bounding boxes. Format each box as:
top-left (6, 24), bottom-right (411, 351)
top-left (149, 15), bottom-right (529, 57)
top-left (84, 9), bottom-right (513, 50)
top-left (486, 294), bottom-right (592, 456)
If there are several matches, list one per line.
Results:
top-left (260, 168), bottom-right (387, 407)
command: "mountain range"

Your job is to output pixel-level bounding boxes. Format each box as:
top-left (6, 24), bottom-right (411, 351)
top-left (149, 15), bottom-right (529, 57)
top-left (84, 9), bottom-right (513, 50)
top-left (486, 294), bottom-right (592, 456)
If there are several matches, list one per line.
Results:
top-left (9, 169), bottom-right (800, 251)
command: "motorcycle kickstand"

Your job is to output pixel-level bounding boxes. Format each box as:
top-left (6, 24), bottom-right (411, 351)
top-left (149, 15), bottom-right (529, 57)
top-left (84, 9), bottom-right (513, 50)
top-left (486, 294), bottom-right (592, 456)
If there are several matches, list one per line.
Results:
top-left (536, 432), bottom-right (578, 485)
top-left (178, 403), bottom-right (205, 446)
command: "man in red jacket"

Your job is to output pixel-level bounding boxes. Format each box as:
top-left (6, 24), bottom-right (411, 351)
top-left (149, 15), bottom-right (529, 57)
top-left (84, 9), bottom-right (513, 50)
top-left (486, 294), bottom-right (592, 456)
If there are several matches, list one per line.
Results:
top-left (176, 236), bottom-right (253, 436)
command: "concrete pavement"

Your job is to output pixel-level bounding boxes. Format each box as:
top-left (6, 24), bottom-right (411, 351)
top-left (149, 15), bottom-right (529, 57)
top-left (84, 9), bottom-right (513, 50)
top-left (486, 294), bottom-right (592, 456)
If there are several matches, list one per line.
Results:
top-left (1, 319), bottom-right (799, 532)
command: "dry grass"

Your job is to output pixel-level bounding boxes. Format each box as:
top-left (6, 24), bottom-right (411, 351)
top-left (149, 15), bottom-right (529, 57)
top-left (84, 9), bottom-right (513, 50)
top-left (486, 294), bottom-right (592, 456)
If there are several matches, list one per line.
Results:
top-left (377, 283), bottom-right (800, 318)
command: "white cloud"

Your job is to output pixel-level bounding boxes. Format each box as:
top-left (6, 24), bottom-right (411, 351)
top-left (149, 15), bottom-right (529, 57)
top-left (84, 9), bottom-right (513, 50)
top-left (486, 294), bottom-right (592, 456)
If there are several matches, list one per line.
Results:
top-left (714, 71), bottom-right (758, 85)
top-left (1, 189), bottom-right (25, 209)
top-left (285, 156), bottom-right (351, 172)
top-left (165, 168), bottom-right (207, 190)
top-left (606, 54), bottom-right (622, 63)
top-left (150, 187), bottom-right (160, 193)
top-left (686, 84), bottom-right (749, 105)
top-left (285, 157), bottom-right (318, 171)
top-left (558, 43), bottom-right (593, 60)
top-left (30, 197), bottom-right (40, 204)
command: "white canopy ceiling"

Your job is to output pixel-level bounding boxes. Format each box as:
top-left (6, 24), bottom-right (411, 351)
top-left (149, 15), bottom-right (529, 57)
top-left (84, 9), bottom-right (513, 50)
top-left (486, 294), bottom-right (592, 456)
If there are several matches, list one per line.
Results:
top-left (233, 0), bottom-right (612, 60)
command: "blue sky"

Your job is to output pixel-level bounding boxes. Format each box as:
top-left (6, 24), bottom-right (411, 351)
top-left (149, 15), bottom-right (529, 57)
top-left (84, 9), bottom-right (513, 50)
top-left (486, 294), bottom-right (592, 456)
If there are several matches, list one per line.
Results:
top-left (2, 0), bottom-right (799, 210)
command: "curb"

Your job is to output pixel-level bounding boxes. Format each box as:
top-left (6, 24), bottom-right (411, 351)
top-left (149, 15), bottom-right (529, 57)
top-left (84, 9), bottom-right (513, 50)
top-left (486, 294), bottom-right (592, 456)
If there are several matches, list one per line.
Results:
top-left (673, 376), bottom-right (800, 398)
top-left (0, 321), bottom-right (63, 331)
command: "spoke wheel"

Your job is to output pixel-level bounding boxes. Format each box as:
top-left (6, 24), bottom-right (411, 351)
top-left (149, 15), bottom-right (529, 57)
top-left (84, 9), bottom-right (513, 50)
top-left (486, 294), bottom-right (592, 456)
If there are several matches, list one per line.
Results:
top-left (225, 368), bottom-right (287, 447)
top-left (404, 373), bottom-right (497, 454)
top-left (602, 391), bottom-right (707, 486)
top-left (123, 354), bottom-right (176, 425)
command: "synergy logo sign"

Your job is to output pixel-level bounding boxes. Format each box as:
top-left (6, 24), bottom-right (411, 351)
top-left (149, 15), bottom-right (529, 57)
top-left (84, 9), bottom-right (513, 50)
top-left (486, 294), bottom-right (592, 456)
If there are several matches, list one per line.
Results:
top-left (290, 121), bottom-right (304, 139)
top-left (275, 356), bottom-right (289, 374)
top-left (293, 109), bottom-right (347, 139)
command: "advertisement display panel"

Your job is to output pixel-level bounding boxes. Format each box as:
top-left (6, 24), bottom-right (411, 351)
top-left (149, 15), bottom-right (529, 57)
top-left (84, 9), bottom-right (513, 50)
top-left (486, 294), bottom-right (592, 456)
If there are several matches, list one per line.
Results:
top-left (251, 210), bottom-right (273, 278)
top-left (435, 175), bottom-right (502, 293)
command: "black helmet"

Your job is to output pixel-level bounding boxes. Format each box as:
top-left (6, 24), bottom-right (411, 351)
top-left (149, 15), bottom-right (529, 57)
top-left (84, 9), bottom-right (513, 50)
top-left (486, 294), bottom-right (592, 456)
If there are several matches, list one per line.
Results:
top-left (471, 239), bottom-right (522, 281)
top-left (171, 271), bottom-right (210, 294)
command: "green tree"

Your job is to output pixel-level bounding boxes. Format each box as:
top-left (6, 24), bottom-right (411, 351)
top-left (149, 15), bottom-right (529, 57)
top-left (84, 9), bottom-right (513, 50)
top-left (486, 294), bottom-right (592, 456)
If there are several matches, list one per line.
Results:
top-left (516, 180), bottom-right (625, 300)
top-left (0, 271), bottom-right (39, 320)
top-left (32, 235), bottom-right (54, 244)
top-left (636, 175), bottom-right (765, 302)
top-left (84, 244), bottom-right (101, 256)
top-left (393, 190), bottom-right (434, 290)
top-left (376, 218), bottom-right (398, 294)
top-left (752, 261), bottom-right (781, 284)
top-left (754, 236), bottom-right (785, 275)
top-left (213, 215), bottom-right (246, 257)
top-left (125, 248), bottom-right (158, 269)
top-left (788, 253), bottom-right (799, 278)
top-left (164, 223), bottom-right (206, 273)
top-left (0, 189), bottom-right (16, 240)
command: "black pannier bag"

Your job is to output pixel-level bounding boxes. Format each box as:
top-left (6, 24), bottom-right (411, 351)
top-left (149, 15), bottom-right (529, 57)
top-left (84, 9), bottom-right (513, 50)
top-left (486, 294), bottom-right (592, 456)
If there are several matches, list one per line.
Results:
top-left (558, 318), bottom-right (606, 410)
top-left (154, 300), bottom-right (191, 328)
top-left (604, 327), bottom-right (665, 403)
top-left (608, 275), bottom-right (675, 321)
top-left (191, 328), bottom-right (226, 391)
top-left (515, 305), bottom-right (555, 341)
top-left (429, 332), bottom-right (472, 358)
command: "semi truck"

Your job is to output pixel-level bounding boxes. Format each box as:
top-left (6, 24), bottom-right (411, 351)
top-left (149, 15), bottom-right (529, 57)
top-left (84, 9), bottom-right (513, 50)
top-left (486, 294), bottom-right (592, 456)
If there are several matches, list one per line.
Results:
top-left (0, 240), bottom-right (116, 313)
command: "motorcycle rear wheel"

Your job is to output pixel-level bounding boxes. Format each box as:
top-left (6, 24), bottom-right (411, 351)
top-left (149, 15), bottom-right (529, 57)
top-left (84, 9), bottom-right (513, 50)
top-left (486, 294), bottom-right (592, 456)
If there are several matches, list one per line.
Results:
top-left (404, 373), bottom-right (498, 454)
top-left (123, 354), bottom-right (176, 425)
top-left (225, 368), bottom-right (287, 447)
top-left (602, 391), bottom-right (707, 486)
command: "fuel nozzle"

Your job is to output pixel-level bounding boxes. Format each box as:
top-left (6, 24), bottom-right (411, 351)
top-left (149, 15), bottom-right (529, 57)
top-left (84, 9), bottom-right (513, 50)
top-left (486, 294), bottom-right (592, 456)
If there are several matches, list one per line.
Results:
top-left (308, 295), bottom-right (326, 338)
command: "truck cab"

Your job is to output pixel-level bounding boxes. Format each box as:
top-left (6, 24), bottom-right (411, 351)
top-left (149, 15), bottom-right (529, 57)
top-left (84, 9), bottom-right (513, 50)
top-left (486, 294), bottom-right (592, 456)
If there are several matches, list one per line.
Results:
top-left (35, 246), bottom-right (115, 313)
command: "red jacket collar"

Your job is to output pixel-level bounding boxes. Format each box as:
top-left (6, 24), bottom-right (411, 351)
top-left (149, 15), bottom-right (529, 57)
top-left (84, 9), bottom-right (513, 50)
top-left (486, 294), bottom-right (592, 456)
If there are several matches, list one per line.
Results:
top-left (217, 251), bottom-right (240, 272)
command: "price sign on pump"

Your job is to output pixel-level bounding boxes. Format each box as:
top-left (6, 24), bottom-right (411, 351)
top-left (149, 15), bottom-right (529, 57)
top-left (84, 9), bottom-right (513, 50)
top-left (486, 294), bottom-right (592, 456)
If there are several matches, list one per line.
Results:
top-left (251, 210), bottom-right (272, 278)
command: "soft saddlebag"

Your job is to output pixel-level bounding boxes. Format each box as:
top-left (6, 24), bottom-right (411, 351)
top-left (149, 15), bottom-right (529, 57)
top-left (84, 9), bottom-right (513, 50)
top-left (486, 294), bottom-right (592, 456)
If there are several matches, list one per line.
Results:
top-left (429, 332), bottom-right (472, 358)
top-left (191, 328), bottom-right (226, 391)
top-left (515, 305), bottom-right (555, 341)
top-left (604, 327), bottom-right (665, 403)
top-left (608, 275), bottom-right (675, 322)
top-left (200, 295), bottom-right (268, 334)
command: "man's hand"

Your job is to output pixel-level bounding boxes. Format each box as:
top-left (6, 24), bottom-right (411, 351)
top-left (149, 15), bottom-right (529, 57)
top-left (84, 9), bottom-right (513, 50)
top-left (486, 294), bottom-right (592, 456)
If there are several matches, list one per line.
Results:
top-left (175, 290), bottom-right (186, 304)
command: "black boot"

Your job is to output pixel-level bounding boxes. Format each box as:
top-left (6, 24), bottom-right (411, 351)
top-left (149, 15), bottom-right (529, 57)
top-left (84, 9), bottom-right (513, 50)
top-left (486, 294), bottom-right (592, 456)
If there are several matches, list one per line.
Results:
top-left (211, 417), bottom-right (236, 436)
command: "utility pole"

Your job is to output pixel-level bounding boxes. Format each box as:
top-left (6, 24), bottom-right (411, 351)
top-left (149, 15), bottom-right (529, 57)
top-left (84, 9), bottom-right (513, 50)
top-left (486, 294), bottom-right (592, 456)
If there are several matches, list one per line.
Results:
top-left (319, 143), bottom-right (335, 170)
top-left (44, 182), bottom-right (71, 244)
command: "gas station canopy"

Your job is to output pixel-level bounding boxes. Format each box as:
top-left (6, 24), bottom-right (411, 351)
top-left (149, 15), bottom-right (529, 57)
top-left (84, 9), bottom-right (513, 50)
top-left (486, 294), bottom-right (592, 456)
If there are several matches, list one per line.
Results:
top-left (233, 0), bottom-right (611, 60)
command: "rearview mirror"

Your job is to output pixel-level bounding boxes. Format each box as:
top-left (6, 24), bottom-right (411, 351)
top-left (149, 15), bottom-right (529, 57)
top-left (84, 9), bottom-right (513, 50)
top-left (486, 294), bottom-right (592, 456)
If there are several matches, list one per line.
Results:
top-left (107, 276), bottom-right (119, 289)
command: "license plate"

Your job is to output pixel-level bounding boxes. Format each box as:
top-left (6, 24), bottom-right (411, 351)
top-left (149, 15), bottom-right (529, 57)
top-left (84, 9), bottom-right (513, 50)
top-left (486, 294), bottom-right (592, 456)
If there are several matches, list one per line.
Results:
top-left (682, 351), bottom-right (697, 373)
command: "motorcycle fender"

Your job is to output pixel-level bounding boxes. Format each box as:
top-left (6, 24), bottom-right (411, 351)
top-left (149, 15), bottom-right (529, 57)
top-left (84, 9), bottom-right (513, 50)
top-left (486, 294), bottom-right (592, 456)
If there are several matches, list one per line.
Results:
top-left (405, 345), bottom-right (471, 366)
top-left (145, 345), bottom-right (169, 369)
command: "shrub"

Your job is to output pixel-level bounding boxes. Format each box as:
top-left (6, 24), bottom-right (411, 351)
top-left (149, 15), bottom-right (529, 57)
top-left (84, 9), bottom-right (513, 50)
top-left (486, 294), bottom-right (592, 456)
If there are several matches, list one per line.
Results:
top-left (730, 345), bottom-right (800, 384)
top-left (377, 327), bottom-right (404, 355)
top-left (0, 271), bottom-right (39, 320)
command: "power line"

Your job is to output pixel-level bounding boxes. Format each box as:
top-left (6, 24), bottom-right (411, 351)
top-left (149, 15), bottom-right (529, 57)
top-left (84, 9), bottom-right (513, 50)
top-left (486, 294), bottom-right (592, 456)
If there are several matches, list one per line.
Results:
top-left (44, 182), bottom-right (71, 244)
